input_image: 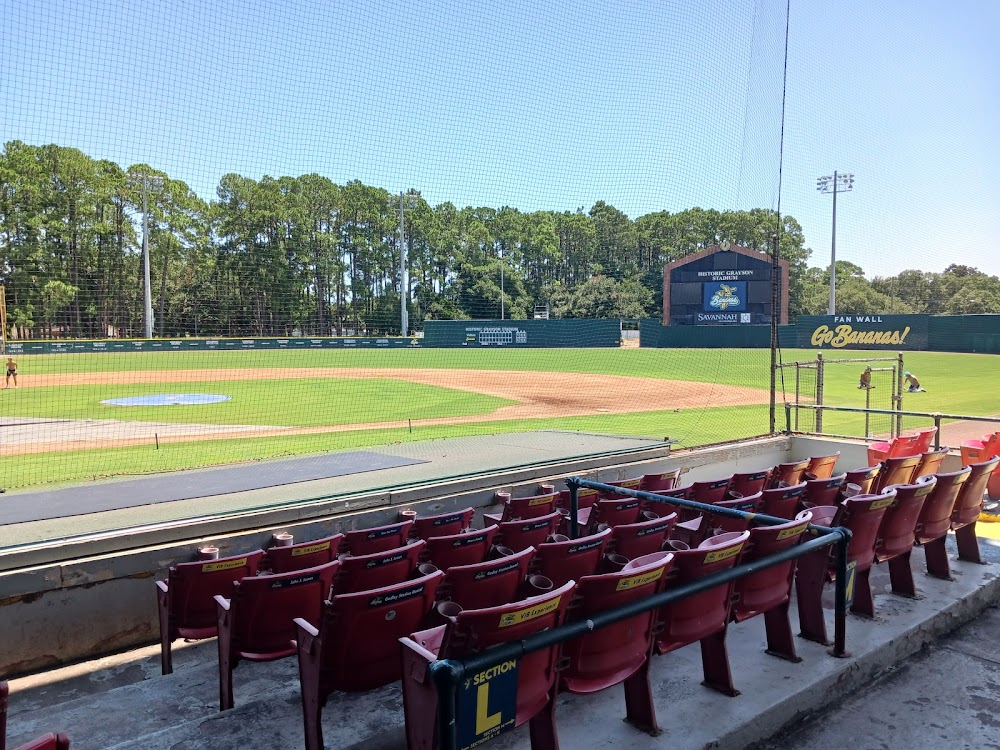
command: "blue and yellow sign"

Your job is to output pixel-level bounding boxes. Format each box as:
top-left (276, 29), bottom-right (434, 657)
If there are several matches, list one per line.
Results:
top-left (797, 315), bottom-right (929, 350)
top-left (456, 659), bottom-right (519, 750)
top-left (703, 281), bottom-right (747, 312)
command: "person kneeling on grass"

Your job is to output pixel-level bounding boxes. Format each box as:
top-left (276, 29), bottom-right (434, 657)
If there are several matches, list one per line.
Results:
top-left (904, 371), bottom-right (924, 393)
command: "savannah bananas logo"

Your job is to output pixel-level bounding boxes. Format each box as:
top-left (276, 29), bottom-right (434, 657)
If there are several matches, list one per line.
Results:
top-left (709, 284), bottom-right (741, 310)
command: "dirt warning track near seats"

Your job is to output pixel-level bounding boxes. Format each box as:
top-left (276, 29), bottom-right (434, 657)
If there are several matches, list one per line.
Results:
top-left (1, 368), bottom-right (772, 455)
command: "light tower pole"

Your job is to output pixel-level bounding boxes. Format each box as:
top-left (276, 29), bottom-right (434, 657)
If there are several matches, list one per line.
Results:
top-left (816, 171), bottom-right (854, 315)
top-left (394, 191), bottom-right (418, 336)
top-left (127, 172), bottom-right (164, 338)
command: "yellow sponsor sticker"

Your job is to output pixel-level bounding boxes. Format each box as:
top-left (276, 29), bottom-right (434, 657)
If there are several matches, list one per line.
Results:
top-left (202, 557), bottom-right (247, 572)
top-left (703, 544), bottom-right (743, 564)
top-left (529, 496), bottom-right (553, 506)
top-left (291, 541), bottom-right (332, 557)
top-left (498, 596), bottom-right (561, 628)
top-left (776, 522), bottom-right (809, 540)
top-left (615, 567), bottom-right (665, 591)
top-left (578, 488), bottom-right (599, 498)
top-left (870, 496), bottom-right (895, 510)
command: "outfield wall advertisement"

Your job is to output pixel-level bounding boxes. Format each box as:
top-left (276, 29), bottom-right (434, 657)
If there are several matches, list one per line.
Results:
top-left (796, 315), bottom-right (929, 350)
top-left (4, 336), bottom-right (420, 354)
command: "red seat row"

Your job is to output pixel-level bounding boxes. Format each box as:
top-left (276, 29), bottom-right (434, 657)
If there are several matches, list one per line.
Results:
top-left (1, 682), bottom-right (70, 750)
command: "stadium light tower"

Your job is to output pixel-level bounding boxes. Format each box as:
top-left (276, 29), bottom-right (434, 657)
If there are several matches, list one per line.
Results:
top-left (127, 172), bottom-right (164, 338)
top-left (394, 191), bottom-right (419, 336)
top-left (816, 171), bottom-right (854, 315)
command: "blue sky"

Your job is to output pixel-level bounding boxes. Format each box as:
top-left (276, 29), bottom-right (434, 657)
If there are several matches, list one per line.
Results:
top-left (2, 0), bottom-right (997, 278)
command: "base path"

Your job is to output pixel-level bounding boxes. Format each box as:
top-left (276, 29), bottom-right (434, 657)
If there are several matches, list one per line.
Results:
top-left (2, 368), bottom-right (771, 455)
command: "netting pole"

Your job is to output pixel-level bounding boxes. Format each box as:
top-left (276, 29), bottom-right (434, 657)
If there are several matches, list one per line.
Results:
top-left (794, 364), bottom-right (800, 431)
top-left (815, 353), bottom-right (825, 433)
top-left (864, 380), bottom-right (871, 438)
top-left (896, 351), bottom-right (905, 437)
top-left (769, 234), bottom-right (780, 433)
top-left (0, 285), bottom-right (6, 355)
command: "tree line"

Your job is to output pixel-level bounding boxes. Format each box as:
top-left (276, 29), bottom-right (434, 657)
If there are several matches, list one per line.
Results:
top-left (2, 141), bottom-right (996, 339)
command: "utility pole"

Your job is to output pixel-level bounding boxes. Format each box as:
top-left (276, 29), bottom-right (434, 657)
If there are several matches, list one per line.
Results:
top-left (816, 171), bottom-right (854, 315)
top-left (127, 172), bottom-right (164, 338)
top-left (395, 191), bottom-right (418, 336)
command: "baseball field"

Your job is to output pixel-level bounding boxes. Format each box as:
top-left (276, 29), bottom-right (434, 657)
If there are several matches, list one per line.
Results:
top-left (1, 346), bottom-right (997, 491)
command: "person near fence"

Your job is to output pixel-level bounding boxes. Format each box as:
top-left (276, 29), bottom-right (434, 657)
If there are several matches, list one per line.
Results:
top-left (4, 356), bottom-right (16, 388)
top-left (903, 371), bottom-right (924, 393)
top-left (858, 366), bottom-right (872, 389)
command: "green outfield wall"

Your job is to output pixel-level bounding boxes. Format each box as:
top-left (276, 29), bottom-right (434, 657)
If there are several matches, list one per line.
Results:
top-left (421, 319), bottom-right (622, 347)
top-left (3, 336), bottom-right (420, 354)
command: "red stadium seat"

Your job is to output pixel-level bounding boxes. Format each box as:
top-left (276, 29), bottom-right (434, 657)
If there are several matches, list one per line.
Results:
top-left (730, 513), bottom-right (812, 663)
top-left (959, 431), bottom-right (1000, 467)
top-left (758, 482), bottom-right (806, 519)
top-left (423, 525), bottom-right (497, 570)
top-left (533, 527), bottom-right (612, 586)
top-left (803, 474), bottom-right (846, 507)
top-left (1, 682), bottom-right (71, 750)
top-left (843, 466), bottom-right (881, 496)
top-left (610, 512), bottom-right (679, 560)
top-left (335, 540), bottom-right (425, 594)
top-left (915, 467), bottom-right (972, 579)
top-left (598, 476), bottom-right (643, 498)
top-left (560, 551), bottom-right (676, 735)
top-left (586, 497), bottom-right (643, 530)
top-left (265, 533), bottom-right (344, 574)
top-left (728, 469), bottom-right (770, 498)
top-left (295, 570), bottom-right (443, 750)
top-left (796, 491), bottom-right (895, 644)
top-left (409, 507), bottom-right (475, 540)
top-left (769, 459), bottom-right (809, 489)
top-left (872, 454), bottom-right (921, 493)
top-left (343, 519), bottom-right (414, 556)
top-left (912, 448), bottom-right (948, 480)
top-left (949, 457), bottom-right (1000, 567)
top-left (498, 511), bottom-right (561, 552)
top-left (867, 433), bottom-right (922, 465)
top-left (215, 560), bottom-right (339, 710)
top-left (913, 426), bottom-right (938, 454)
top-left (399, 581), bottom-right (575, 750)
top-left (437, 546), bottom-right (535, 611)
top-left (556, 485), bottom-right (600, 512)
top-left (483, 491), bottom-right (558, 525)
top-left (672, 493), bottom-right (760, 548)
top-left (654, 530), bottom-right (751, 697)
top-left (639, 469), bottom-right (681, 494)
top-left (806, 452), bottom-right (841, 480)
top-left (156, 549), bottom-right (264, 675)
top-left (872, 476), bottom-right (937, 599)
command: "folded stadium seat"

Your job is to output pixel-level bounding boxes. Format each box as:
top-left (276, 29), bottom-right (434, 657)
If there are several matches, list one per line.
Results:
top-left (532, 527), bottom-right (612, 586)
top-left (598, 476), bottom-right (643, 498)
top-left (914, 467), bottom-right (972, 579)
top-left (872, 454), bottom-right (922, 493)
top-left (947, 457), bottom-right (1000, 568)
top-left (156, 549), bottom-right (265, 675)
top-left (768, 459), bottom-right (809, 489)
top-left (1, 683), bottom-right (71, 750)
top-left (670, 476), bottom-right (732, 524)
top-left (912, 426), bottom-right (938, 454)
top-left (408, 507), bottom-right (475, 540)
top-left (757, 482), bottom-right (807, 520)
top-left (399, 580), bottom-right (576, 750)
top-left (559, 551), bottom-right (676, 736)
top-left (872, 476), bottom-right (938, 599)
top-left (482, 490), bottom-right (558, 526)
top-left (796, 491), bottom-right (895, 644)
top-left (265, 533), bottom-right (345, 574)
top-left (336, 540), bottom-right (426, 594)
top-left (215, 560), bottom-right (339, 711)
top-left (422, 525), bottom-right (497, 571)
top-left (867, 433), bottom-right (922, 466)
top-left (295, 570), bottom-right (443, 750)
top-left (654, 530), bottom-right (751, 697)
top-left (436, 546), bottom-right (535, 611)
top-left (556, 485), bottom-right (600, 513)
top-left (843, 466), bottom-right (881, 496)
top-left (729, 512), bottom-right (813, 665)
top-left (584, 497), bottom-right (644, 531)
top-left (727, 469), bottom-right (770, 498)
top-left (343, 519), bottom-right (414, 556)
top-left (959, 431), bottom-right (1000, 467)
top-left (639, 468), bottom-right (681, 494)
top-left (913, 448), bottom-right (949, 480)
top-left (609, 512), bottom-right (679, 561)
top-left (672, 493), bottom-right (760, 548)
top-left (498, 511), bottom-right (562, 552)
top-left (805, 451), bottom-right (841, 480)
top-left (803, 474), bottom-right (847, 508)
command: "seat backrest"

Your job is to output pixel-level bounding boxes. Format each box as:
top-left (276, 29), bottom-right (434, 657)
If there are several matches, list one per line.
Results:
top-left (226, 560), bottom-right (339, 655)
top-left (534, 527), bottom-right (612, 586)
top-left (804, 474), bottom-right (847, 506)
top-left (758, 482), bottom-right (806, 519)
top-left (728, 470), bottom-right (770, 498)
top-left (598, 476), bottom-right (643, 499)
top-left (439, 546), bottom-right (535, 611)
top-left (843, 466), bottom-right (881, 495)
top-left (561, 551), bottom-right (675, 693)
top-left (874, 455), bottom-right (921, 492)
top-left (344, 519), bottom-right (414, 556)
top-left (732, 512), bottom-right (811, 621)
top-left (914, 467), bottom-right (971, 543)
top-left (336, 540), bottom-right (425, 594)
top-left (874, 476), bottom-right (937, 562)
top-left (498, 491), bottom-right (558, 521)
top-left (806, 452), bottom-right (841, 480)
top-left (711, 491), bottom-right (762, 536)
top-left (588, 497), bottom-right (643, 529)
top-left (836, 491), bottom-right (897, 572)
top-left (639, 469), bottom-right (681, 493)
top-left (984, 431), bottom-right (1000, 458)
top-left (610, 512), bottom-right (678, 560)
top-left (557, 486), bottom-right (600, 511)
top-left (266, 533), bottom-right (345, 574)
top-left (435, 581), bottom-right (576, 727)
top-left (687, 477), bottom-right (732, 505)
top-left (498, 511), bottom-right (561, 552)
top-left (166, 550), bottom-right (265, 631)
top-left (951, 457), bottom-right (1000, 529)
top-left (423, 526), bottom-right (497, 571)
top-left (770, 459), bottom-right (809, 488)
top-left (656, 530), bottom-right (750, 653)
top-left (317, 570), bottom-right (444, 692)
top-left (913, 427), bottom-right (938, 454)
top-left (886, 433), bottom-right (922, 459)
top-left (409, 508), bottom-right (475, 540)
top-left (913, 448), bottom-right (949, 479)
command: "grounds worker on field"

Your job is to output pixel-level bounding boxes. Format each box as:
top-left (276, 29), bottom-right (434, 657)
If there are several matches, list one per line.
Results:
top-left (4, 356), bottom-right (16, 388)
top-left (903, 371), bottom-right (923, 393)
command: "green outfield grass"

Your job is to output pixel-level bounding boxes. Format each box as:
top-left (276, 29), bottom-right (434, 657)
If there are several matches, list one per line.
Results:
top-left (1, 346), bottom-right (996, 490)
